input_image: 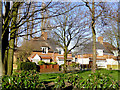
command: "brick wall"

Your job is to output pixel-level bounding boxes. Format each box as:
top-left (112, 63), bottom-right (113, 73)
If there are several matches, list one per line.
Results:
top-left (39, 64), bottom-right (59, 73)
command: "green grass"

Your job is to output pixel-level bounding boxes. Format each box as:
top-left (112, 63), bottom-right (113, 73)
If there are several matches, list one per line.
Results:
top-left (76, 69), bottom-right (119, 80)
top-left (38, 73), bottom-right (65, 83)
top-left (38, 69), bottom-right (119, 83)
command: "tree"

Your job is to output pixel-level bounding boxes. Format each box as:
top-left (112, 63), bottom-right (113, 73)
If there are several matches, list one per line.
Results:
top-left (0, 1), bottom-right (2, 77)
top-left (100, 3), bottom-right (119, 49)
top-left (2, 2), bottom-right (82, 75)
top-left (7, 2), bottom-right (21, 76)
top-left (83, 0), bottom-right (97, 73)
top-left (51, 3), bottom-right (89, 73)
top-left (83, 1), bottom-right (112, 73)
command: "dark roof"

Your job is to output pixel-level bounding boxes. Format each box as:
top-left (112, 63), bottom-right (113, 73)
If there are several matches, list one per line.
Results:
top-left (103, 42), bottom-right (117, 52)
top-left (78, 41), bottom-right (117, 55)
top-left (18, 36), bottom-right (59, 53)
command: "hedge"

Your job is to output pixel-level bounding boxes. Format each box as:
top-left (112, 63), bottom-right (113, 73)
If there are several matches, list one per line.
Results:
top-left (20, 62), bottom-right (37, 71)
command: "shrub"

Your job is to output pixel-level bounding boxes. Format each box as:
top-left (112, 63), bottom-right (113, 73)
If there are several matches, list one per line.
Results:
top-left (38, 60), bottom-right (45, 65)
top-left (50, 62), bottom-right (57, 65)
top-left (54, 75), bottom-right (66, 89)
top-left (2, 70), bottom-right (46, 89)
top-left (75, 72), bottom-right (119, 89)
top-left (54, 72), bottom-right (119, 89)
top-left (70, 63), bottom-right (79, 68)
top-left (20, 62), bottom-right (37, 71)
top-left (38, 61), bottom-right (57, 65)
top-left (54, 73), bottom-right (83, 89)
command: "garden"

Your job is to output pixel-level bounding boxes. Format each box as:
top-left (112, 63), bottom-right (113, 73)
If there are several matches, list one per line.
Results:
top-left (2, 68), bottom-right (120, 89)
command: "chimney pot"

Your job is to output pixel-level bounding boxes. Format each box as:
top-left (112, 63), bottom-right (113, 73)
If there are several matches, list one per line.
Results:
top-left (42, 32), bottom-right (47, 40)
top-left (98, 36), bottom-right (103, 44)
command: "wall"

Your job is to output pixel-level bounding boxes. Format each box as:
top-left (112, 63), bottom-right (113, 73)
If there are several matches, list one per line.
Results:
top-left (39, 64), bottom-right (59, 73)
top-left (77, 58), bottom-right (89, 64)
top-left (42, 59), bottom-right (50, 63)
top-left (106, 59), bottom-right (118, 65)
top-left (96, 60), bottom-right (106, 68)
top-left (32, 54), bottom-right (41, 64)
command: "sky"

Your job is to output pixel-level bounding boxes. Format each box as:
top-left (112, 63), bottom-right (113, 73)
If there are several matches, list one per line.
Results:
top-left (2, 1), bottom-right (118, 48)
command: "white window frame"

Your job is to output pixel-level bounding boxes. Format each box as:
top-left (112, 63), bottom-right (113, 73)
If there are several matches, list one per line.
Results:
top-left (97, 49), bottom-right (103, 56)
top-left (41, 47), bottom-right (48, 54)
top-left (59, 49), bottom-right (62, 54)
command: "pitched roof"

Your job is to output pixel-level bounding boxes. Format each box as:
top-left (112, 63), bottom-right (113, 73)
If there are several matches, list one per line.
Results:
top-left (78, 41), bottom-right (117, 55)
top-left (103, 42), bottom-right (117, 53)
top-left (58, 57), bottom-right (73, 60)
top-left (20, 36), bottom-right (59, 53)
top-left (41, 56), bottom-right (52, 59)
top-left (89, 57), bottom-right (106, 61)
top-left (29, 53), bottom-right (52, 59)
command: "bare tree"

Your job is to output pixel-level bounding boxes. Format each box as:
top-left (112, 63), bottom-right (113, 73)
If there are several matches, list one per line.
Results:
top-left (2, 2), bottom-right (82, 75)
top-left (83, 0), bottom-right (97, 73)
top-left (100, 3), bottom-right (119, 49)
top-left (50, 3), bottom-right (89, 73)
top-left (83, 1), bottom-right (113, 73)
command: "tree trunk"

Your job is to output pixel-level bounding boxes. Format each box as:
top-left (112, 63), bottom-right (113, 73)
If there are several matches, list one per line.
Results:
top-left (63, 46), bottom-right (67, 73)
top-left (0, 1), bottom-right (2, 77)
top-left (2, 2), bottom-right (10, 75)
top-left (91, 1), bottom-right (96, 73)
top-left (7, 2), bottom-right (20, 75)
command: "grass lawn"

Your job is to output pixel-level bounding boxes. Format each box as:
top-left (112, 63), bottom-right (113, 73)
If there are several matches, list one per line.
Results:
top-left (38, 73), bottom-right (64, 83)
top-left (38, 69), bottom-right (120, 83)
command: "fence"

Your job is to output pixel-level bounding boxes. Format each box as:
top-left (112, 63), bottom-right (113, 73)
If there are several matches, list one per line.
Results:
top-left (39, 64), bottom-right (59, 73)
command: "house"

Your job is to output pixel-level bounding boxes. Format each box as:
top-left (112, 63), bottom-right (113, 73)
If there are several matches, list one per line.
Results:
top-left (25, 32), bottom-right (73, 65)
top-left (76, 36), bottom-right (120, 70)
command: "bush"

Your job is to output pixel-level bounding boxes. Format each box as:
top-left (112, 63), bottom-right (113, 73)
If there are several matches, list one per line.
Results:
top-left (70, 63), bottom-right (79, 68)
top-left (49, 62), bottom-right (57, 65)
top-left (38, 60), bottom-right (45, 65)
top-left (20, 62), bottom-right (37, 71)
top-left (54, 72), bottom-right (119, 89)
top-left (38, 61), bottom-right (57, 65)
top-left (54, 76), bottom-right (66, 89)
top-left (75, 72), bottom-right (119, 89)
top-left (2, 70), bottom-right (46, 89)
top-left (54, 73), bottom-right (83, 89)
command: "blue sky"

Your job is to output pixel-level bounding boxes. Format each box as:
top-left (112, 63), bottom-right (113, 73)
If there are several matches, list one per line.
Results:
top-left (3, 1), bottom-right (118, 47)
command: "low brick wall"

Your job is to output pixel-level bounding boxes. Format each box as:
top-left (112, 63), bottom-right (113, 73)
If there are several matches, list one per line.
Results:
top-left (39, 64), bottom-right (59, 73)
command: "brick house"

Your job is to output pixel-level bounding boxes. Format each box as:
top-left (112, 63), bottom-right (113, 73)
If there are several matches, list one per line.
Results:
top-left (76, 36), bottom-right (120, 70)
top-left (26, 32), bottom-right (73, 65)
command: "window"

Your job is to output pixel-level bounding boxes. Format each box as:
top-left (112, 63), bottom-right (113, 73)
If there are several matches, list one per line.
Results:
top-left (97, 49), bottom-right (103, 56)
top-left (59, 49), bottom-right (61, 54)
top-left (112, 50), bottom-right (118, 56)
top-left (75, 58), bottom-right (77, 62)
top-left (43, 48), bottom-right (46, 53)
top-left (42, 47), bottom-right (48, 54)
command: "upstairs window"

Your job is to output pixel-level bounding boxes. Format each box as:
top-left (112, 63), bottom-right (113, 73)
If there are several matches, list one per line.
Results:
top-left (97, 49), bottom-right (103, 56)
top-left (59, 49), bottom-right (61, 54)
top-left (112, 50), bottom-right (118, 56)
top-left (41, 47), bottom-right (48, 54)
top-left (75, 58), bottom-right (77, 62)
top-left (43, 48), bottom-right (46, 53)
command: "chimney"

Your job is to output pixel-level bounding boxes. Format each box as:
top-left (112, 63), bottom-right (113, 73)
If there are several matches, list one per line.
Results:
top-left (42, 32), bottom-right (47, 40)
top-left (97, 36), bottom-right (103, 44)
